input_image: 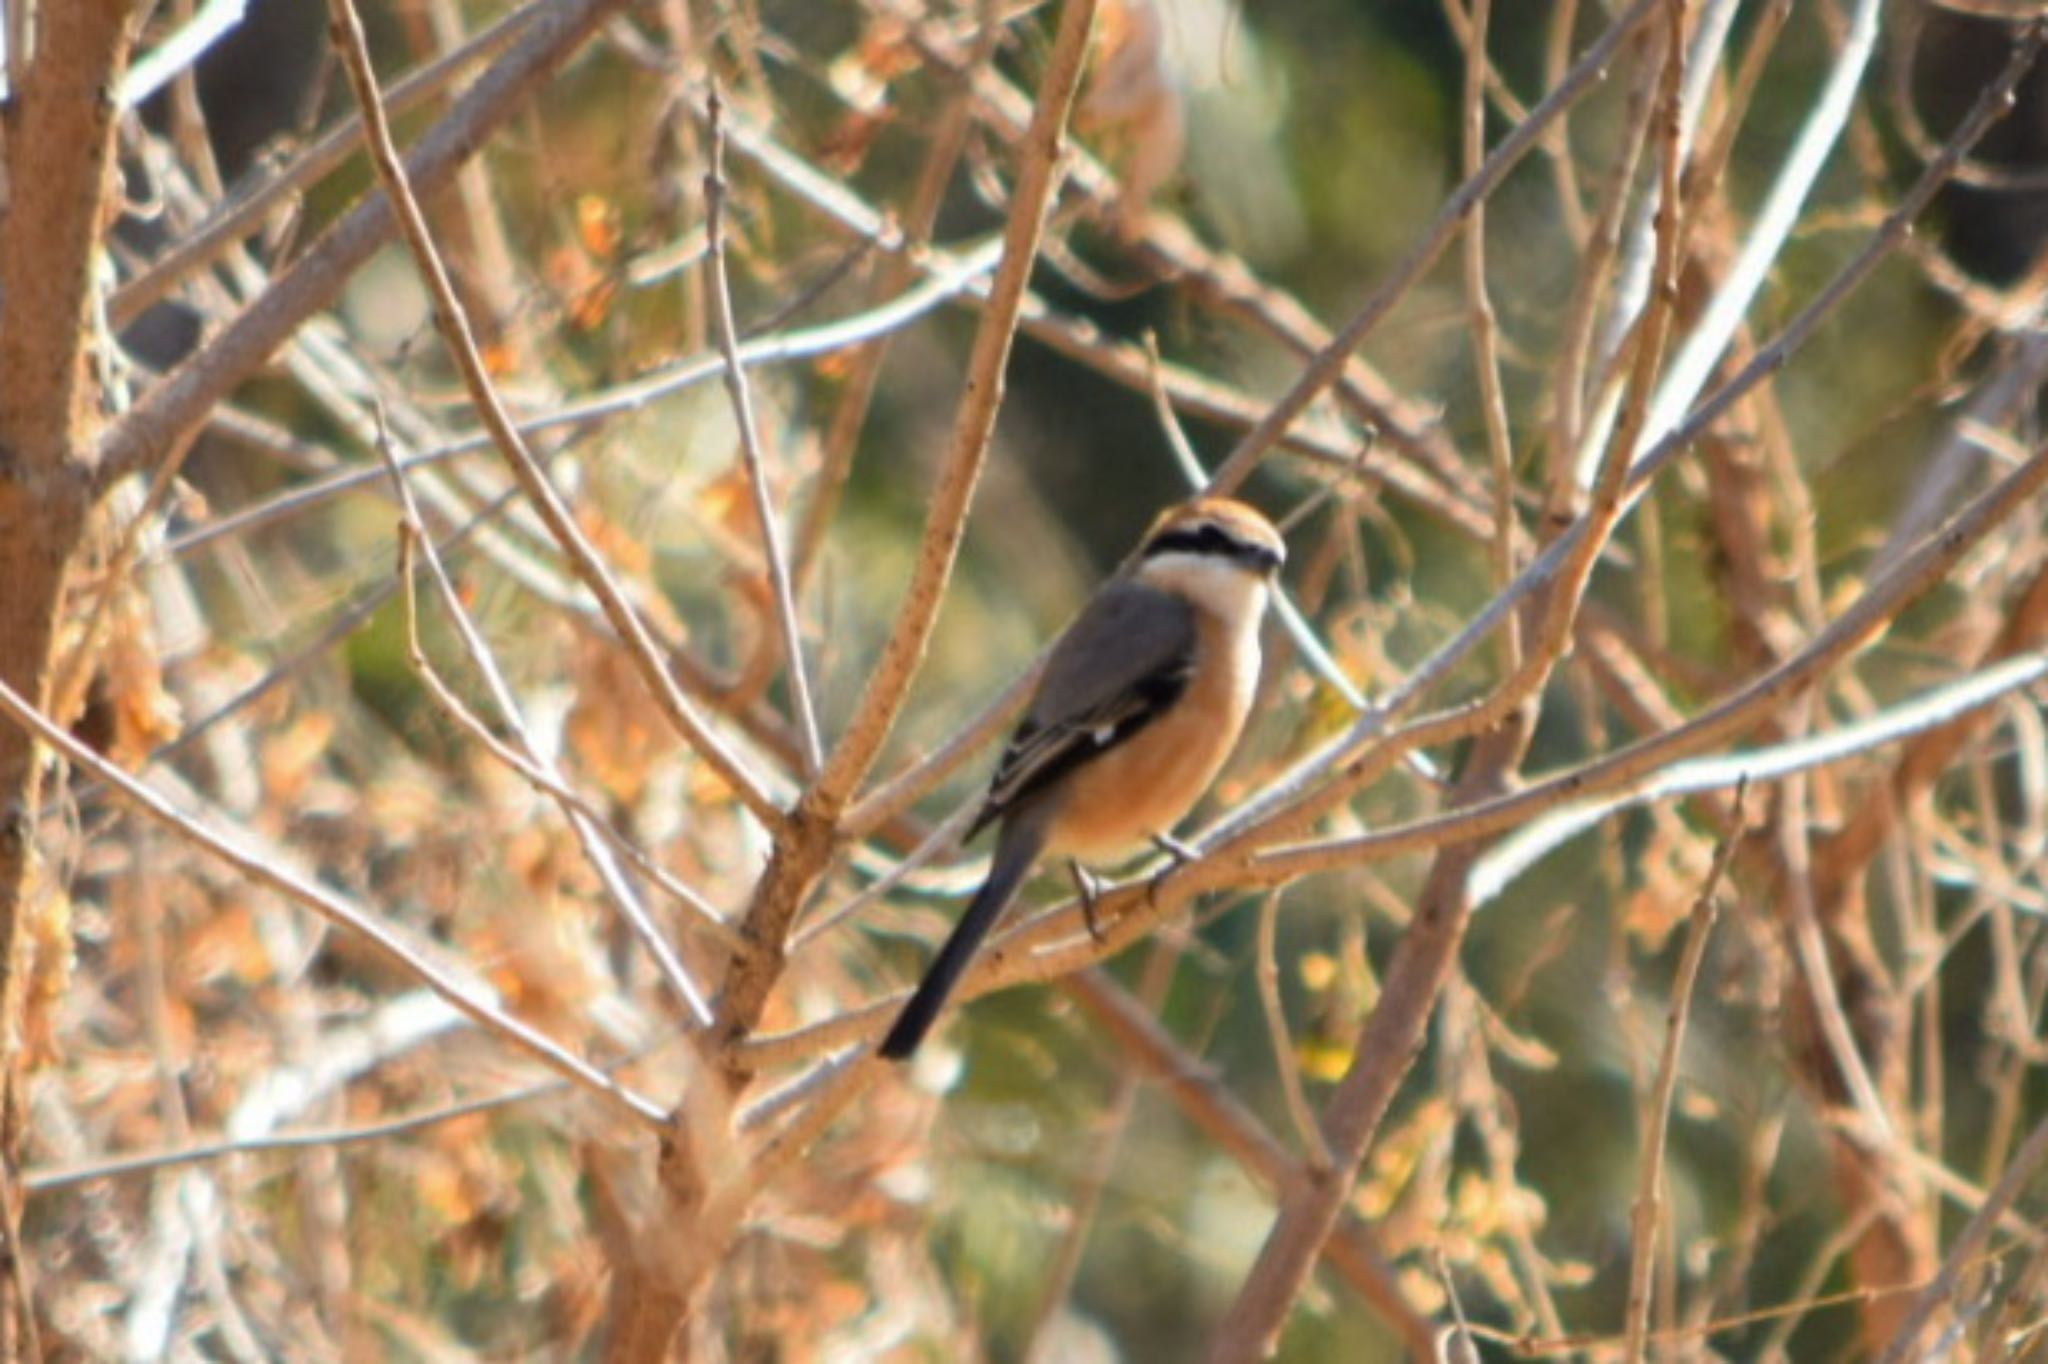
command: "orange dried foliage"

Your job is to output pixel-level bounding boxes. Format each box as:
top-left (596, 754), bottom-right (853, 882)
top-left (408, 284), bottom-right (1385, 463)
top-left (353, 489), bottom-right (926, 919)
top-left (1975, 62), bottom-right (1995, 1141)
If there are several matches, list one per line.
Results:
top-left (694, 463), bottom-right (756, 538)
top-left (1353, 1097), bottom-right (1454, 1224)
top-left (183, 900), bottom-right (276, 988)
top-left (565, 637), bottom-right (675, 807)
top-left (720, 1234), bottom-right (875, 1355)
top-left (567, 275), bottom-right (620, 333)
top-left (575, 193), bottom-right (621, 260)
top-left (539, 1244), bottom-right (609, 1346)
top-left (1622, 808), bottom-right (1716, 953)
top-left (470, 887), bottom-right (608, 1041)
top-left (365, 772), bottom-right (447, 845)
top-left (24, 878), bottom-right (73, 1068)
top-left (503, 821), bottom-right (575, 899)
top-left (814, 345), bottom-right (859, 381)
top-left (1442, 1170), bottom-right (1547, 1310)
top-left (852, 17), bottom-right (922, 83)
top-left (684, 755), bottom-right (738, 810)
top-left (418, 1159), bottom-right (481, 1226)
top-left (422, 1144), bottom-right (517, 1293)
top-left (815, 109), bottom-right (890, 176)
top-left (102, 581), bottom-right (182, 766)
top-left (1078, 0), bottom-right (1187, 235)
top-left (574, 503), bottom-right (653, 578)
top-left (545, 239), bottom-right (617, 332)
top-left (480, 340), bottom-right (520, 376)
top-left (1364, 1098), bottom-right (1570, 1324)
top-left (261, 712), bottom-right (336, 806)
top-left (825, 15), bottom-right (919, 126)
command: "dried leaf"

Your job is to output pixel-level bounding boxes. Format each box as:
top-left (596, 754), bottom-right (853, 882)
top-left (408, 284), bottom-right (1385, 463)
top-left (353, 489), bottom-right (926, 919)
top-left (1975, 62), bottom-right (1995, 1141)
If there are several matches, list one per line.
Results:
top-left (1079, 0), bottom-right (1187, 233)
top-left (102, 581), bottom-right (182, 765)
top-left (262, 712), bottom-right (336, 804)
top-left (577, 193), bottom-right (621, 259)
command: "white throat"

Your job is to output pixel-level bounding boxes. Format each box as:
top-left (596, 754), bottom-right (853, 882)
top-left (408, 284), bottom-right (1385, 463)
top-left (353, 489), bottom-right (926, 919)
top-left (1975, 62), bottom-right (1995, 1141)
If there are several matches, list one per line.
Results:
top-left (1137, 551), bottom-right (1271, 627)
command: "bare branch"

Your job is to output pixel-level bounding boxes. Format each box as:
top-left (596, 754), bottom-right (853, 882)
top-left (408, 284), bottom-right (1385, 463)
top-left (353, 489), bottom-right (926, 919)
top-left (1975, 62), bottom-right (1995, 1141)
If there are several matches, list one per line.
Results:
top-left (702, 91), bottom-right (825, 776)
top-left (96, 0), bottom-right (632, 488)
top-left (321, 0), bottom-right (782, 823)
top-left (0, 674), bottom-right (667, 1125)
top-left (1623, 782), bottom-right (1745, 1362)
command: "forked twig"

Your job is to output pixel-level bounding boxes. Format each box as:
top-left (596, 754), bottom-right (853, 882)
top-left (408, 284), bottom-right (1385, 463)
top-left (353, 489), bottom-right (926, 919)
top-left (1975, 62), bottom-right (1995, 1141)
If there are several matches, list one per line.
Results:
top-left (322, 0), bottom-right (781, 823)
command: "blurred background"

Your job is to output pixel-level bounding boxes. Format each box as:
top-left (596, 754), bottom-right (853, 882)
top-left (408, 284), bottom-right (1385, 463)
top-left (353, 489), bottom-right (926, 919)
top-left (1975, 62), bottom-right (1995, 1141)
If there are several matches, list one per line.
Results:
top-left (15, 0), bottom-right (2048, 1358)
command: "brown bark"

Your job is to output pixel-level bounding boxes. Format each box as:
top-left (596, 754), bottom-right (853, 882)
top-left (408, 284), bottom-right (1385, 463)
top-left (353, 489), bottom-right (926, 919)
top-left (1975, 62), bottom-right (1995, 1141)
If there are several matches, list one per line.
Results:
top-left (0, 0), bottom-right (143, 1353)
top-left (1810, 559), bottom-right (2048, 1350)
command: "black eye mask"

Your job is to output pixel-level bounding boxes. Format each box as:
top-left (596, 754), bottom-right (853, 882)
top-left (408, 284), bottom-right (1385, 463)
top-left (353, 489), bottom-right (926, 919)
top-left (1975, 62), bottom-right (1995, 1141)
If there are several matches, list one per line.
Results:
top-left (1142, 523), bottom-right (1283, 573)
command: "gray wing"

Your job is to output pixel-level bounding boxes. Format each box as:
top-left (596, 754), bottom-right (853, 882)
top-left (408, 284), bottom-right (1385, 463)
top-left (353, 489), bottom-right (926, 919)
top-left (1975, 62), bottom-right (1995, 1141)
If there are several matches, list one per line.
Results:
top-left (967, 580), bottom-right (1198, 839)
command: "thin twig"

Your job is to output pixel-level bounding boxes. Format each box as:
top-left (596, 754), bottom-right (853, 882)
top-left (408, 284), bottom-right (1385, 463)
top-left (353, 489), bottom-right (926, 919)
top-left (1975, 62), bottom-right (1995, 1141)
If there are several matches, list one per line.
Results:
top-left (1021, 938), bottom-right (1184, 1361)
top-left (1457, 0), bottom-right (1521, 655)
top-left (703, 89), bottom-right (825, 776)
top-left (711, 0), bottom-right (1102, 1057)
top-left (843, 661), bottom-right (1038, 838)
top-left (26, 1073), bottom-right (563, 1193)
top-left (788, 0), bottom-right (1002, 594)
top-left (1874, 1113), bottom-right (2048, 1364)
top-left (1629, 0), bottom-right (1884, 470)
top-left (1198, 0), bottom-right (1663, 498)
top-left (1623, 779), bottom-right (1746, 1362)
top-left (1572, 0), bottom-right (1741, 485)
top-left (806, 0), bottom-right (1098, 814)
top-left (1061, 971), bottom-right (1439, 1361)
top-left (1776, 740), bottom-right (1898, 1140)
top-left (109, 0), bottom-right (544, 326)
top-left (97, 0), bottom-right (633, 486)
top-left (790, 800), bottom-right (980, 949)
top-left (1547, 44), bottom-right (1658, 499)
top-left (1254, 888), bottom-right (1332, 1172)
top-left (385, 442), bottom-right (735, 1004)
top-left (0, 674), bottom-right (667, 1125)
top-left (322, 0), bottom-right (781, 822)
top-left (738, 426), bottom-right (2048, 1078)
top-left (1206, 20), bottom-right (2045, 860)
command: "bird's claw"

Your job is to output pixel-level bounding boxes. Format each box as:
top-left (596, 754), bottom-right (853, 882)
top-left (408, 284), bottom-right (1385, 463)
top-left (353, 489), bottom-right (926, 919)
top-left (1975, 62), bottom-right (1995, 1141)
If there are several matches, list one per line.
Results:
top-left (1068, 858), bottom-right (1109, 942)
top-left (1147, 833), bottom-right (1198, 906)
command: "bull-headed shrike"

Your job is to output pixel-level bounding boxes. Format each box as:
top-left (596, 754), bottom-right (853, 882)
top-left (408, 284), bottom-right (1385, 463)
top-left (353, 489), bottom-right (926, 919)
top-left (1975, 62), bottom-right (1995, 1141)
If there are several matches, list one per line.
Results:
top-left (880, 497), bottom-right (1287, 1060)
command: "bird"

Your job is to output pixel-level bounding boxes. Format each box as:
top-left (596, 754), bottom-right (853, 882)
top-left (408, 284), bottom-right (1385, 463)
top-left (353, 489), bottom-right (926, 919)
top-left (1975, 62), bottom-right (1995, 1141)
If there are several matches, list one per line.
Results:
top-left (878, 496), bottom-right (1287, 1061)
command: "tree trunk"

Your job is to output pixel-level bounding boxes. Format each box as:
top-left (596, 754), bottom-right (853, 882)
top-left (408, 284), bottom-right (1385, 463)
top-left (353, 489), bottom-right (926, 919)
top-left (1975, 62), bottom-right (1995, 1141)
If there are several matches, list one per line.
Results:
top-left (0, 1), bottom-right (142, 1353)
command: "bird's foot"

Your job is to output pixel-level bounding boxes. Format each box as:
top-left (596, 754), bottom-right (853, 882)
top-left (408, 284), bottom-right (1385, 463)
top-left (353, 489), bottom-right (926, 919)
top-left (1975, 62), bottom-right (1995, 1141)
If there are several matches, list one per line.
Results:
top-left (1068, 858), bottom-right (1109, 942)
top-left (1146, 833), bottom-right (1200, 906)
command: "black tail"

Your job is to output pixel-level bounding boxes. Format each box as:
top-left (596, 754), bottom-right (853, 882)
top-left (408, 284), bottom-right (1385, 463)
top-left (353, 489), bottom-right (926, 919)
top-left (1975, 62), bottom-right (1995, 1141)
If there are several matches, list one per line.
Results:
top-left (879, 825), bottom-right (1043, 1060)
